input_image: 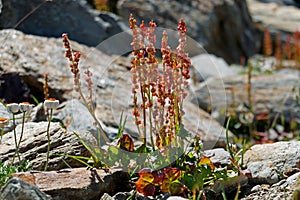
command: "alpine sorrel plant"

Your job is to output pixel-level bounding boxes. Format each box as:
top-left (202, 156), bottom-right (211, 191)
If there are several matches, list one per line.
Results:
top-left (62, 33), bottom-right (109, 145)
top-left (129, 14), bottom-right (191, 151)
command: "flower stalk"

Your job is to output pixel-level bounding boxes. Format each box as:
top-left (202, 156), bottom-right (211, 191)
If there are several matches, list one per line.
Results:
top-left (8, 103), bottom-right (21, 164)
top-left (44, 98), bottom-right (59, 171)
top-left (13, 102), bottom-right (33, 164)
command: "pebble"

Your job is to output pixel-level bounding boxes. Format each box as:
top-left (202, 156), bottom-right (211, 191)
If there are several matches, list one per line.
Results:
top-left (250, 185), bottom-right (262, 193)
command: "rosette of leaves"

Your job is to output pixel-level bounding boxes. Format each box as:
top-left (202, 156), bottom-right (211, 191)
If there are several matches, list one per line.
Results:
top-left (135, 167), bottom-right (187, 197)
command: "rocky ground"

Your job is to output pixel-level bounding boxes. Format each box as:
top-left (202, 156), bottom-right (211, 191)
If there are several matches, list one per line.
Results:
top-left (0, 0), bottom-right (299, 199)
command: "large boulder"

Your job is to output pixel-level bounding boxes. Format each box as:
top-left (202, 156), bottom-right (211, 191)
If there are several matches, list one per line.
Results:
top-left (0, 122), bottom-right (96, 170)
top-left (192, 73), bottom-right (300, 122)
top-left (0, 168), bottom-right (129, 200)
top-left (117, 0), bottom-right (261, 63)
top-left (244, 141), bottom-right (300, 184)
top-left (0, 0), bottom-right (127, 53)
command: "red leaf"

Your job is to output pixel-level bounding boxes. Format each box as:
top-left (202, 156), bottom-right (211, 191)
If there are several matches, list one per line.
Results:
top-left (152, 170), bottom-right (164, 185)
top-left (138, 168), bottom-right (154, 183)
top-left (161, 181), bottom-right (170, 193)
top-left (117, 133), bottom-right (134, 152)
top-left (143, 183), bottom-right (156, 196)
top-left (135, 178), bottom-right (155, 196)
top-left (163, 168), bottom-right (181, 182)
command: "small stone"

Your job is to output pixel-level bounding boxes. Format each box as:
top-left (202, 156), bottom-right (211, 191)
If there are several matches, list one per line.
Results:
top-left (287, 172), bottom-right (300, 186)
top-left (272, 179), bottom-right (286, 187)
top-left (251, 185), bottom-right (262, 193)
top-left (100, 193), bottom-right (114, 200)
top-left (0, 177), bottom-right (52, 200)
top-left (244, 141), bottom-right (300, 184)
top-left (11, 168), bottom-right (129, 200)
top-left (167, 196), bottom-right (188, 200)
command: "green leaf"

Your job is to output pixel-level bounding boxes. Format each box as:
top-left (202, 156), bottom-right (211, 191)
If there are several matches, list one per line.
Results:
top-left (73, 131), bottom-right (99, 163)
top-left (116, 111), bottom-right (127, 140)
top-left (56, 154), bottom-right (93, 168)
top-left (177, 124), bottom-right (189, 138)
top-left (135, 144), bottom-right (151, 153)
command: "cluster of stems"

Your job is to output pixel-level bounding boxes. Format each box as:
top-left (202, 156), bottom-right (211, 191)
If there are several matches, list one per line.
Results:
top-left (129, 14), bottom-right (191, 150)
top-left (6, 103), bottom-right (33, 165)
top-left (264, 28), bottom-right (300, 69)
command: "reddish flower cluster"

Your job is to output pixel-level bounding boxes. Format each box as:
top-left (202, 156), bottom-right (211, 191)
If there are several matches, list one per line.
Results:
top-left (43, 72), bottom-right (49, 100)
top-left (273, 30), bottom-right (300, 69)
top-left (129, 14), bottom-right (191, 149)
top-left (263, 28), bottom-right (272, 57)
top-left (274, 31), bottom-right (282, 62)
top-left (62, 33), bottom-right (81, 86)
top-left (293, 31), bottom-right (300, 69)
top-left (263, 28), bottom-right (300, 70)
top-left (84, 68), bottom-right (93, 100)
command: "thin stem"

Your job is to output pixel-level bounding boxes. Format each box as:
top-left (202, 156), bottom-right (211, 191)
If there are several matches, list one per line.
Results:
top-left (147, 92), bottom-right (155, 151)
top-left (0, 126), bottom-right (3, 143)
top-left (77, 83), bottom-right (109, 145)
top-left (226, 118), bottom-right (235, 161)
top-left (14, 0), bottom-right (49, 29)
top-left (11, 114), bottom-right (20, 164)
top-left (141, 85), bottom-right (147, 146)
top-left (247, 63), bottom-right (252, 111)
top-left (14, 112), bottom-right (26, 165)
top-left (44, 108), bottom-right (53, 171)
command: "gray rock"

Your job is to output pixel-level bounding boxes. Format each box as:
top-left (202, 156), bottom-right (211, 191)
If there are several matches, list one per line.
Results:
top-left (30, 103), bottom-right (47, 122)
top-left (11, 168), bottom-right (129, 200)
top-left (0, 122), bottom-right (96, 170)
top-left (258, 0), bottom-right (300, 7)
top-left (54, 99), bottom-right (116, 142)
top-left (286, 172), bottom-right (300, 185)
top-left (192, 73), bottom-right (300, 122)
top-left (203, 148), bottom-right (232, 167)
top-left (167, 197), bottom-right (188, 200)
top-left (191, 54), bottom-right (235, 82)
top-left (244, 141), bottom-right (300, 184)
top-left (100, 193), bottom-right (114, 200)
top-left (117, 0), bottom-right (261, 64)
top-left (247, 0), bottom-right (300, 33)
top-left (0, 177), bottom-right (52, 200)
top-left (0, 0), bottom-right (128, 52)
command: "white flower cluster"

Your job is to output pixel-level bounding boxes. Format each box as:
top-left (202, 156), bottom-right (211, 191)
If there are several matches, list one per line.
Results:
top-left (44, 98), bottom-right (59, 109)
top-left (7, 102), bottom-right (34, 114)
